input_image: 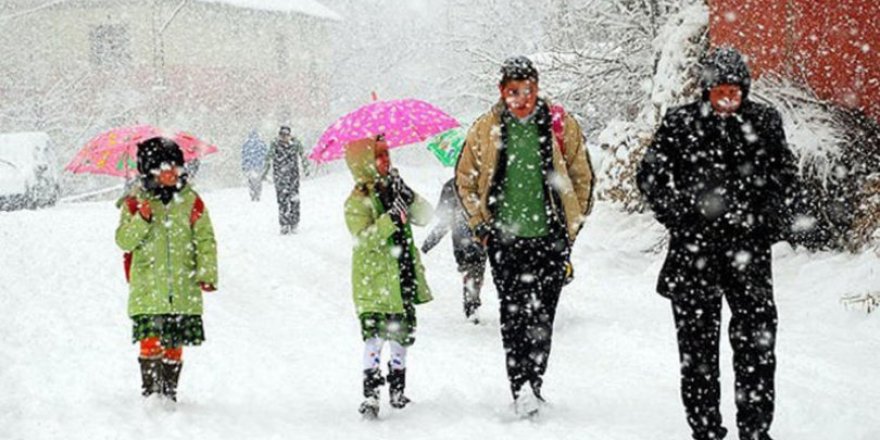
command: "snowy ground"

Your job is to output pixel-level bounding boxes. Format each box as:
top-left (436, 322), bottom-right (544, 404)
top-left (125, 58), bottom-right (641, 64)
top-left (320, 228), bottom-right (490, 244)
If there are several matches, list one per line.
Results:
top-left (1, 165), bottom-right (878, 440)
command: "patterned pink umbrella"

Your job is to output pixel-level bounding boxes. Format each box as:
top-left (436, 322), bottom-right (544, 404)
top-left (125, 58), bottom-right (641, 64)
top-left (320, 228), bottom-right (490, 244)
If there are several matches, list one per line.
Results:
top-left (309, 98), bottom-right (459, 163)
top-left (66, 124), bottom-right (218, 177)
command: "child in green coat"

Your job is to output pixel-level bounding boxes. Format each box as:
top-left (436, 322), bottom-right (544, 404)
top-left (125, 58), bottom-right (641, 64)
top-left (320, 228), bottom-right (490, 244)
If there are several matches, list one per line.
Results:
top-left (343, 136), bottom-right (433, 419)
top-left (115, 137), bottom-right (218, 403)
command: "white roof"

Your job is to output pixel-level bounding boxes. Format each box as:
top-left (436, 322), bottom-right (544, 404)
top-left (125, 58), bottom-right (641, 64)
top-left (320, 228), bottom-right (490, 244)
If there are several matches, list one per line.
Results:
top-left (196, 0), bottom-right (342, 21)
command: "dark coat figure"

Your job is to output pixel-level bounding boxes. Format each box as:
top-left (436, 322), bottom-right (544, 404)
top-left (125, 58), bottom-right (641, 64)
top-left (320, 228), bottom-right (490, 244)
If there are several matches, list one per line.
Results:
top-left (421, 178), bottom-right (487, 320)
top-left (265, 126), bottom-right (305, 234)
top-left (637, 47), bottom-right (799, 440)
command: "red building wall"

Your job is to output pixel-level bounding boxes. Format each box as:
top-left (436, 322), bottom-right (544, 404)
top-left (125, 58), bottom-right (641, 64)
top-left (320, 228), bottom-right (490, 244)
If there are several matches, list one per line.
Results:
top-left (709, 0), bottom-right (880, 122)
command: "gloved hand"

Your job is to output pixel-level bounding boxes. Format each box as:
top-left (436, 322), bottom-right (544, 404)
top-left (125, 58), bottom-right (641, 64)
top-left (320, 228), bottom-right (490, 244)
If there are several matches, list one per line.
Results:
top-left (199, 282), bottom-right (216, 292)
top-left (375, 179), bottom-right (409, 224)
top-left (375, 181), bottom-right (395, 212)
top-left (389, 197), bottom-right (409, 224)
top-left (389, 169), bottom-right (415, 206)
top-left (138, 200), bottom-right (152, 222)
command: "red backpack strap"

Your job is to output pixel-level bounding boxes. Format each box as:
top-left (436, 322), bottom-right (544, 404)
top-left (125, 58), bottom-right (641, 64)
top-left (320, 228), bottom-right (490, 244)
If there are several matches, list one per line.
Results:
top-left (190, 196), bottom-right (205, 227)
top-left (550, 104), bottom-right (566, 156)
top-left (124, 196), bottom-right (139, 214)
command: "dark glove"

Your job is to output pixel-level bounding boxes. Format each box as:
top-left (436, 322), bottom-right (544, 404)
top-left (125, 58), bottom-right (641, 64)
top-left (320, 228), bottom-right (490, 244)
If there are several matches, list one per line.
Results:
top-left (389, 168), bottom-right (415, 206)
top-left (375, 180), bottom-right (408, 224)
top-left (375, 181), bottom-right (395, 212)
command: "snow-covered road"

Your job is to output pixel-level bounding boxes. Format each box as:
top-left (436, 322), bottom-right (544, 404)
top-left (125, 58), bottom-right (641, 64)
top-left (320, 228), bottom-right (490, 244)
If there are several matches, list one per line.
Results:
top-left (2, 166), bottom-right (878, 439)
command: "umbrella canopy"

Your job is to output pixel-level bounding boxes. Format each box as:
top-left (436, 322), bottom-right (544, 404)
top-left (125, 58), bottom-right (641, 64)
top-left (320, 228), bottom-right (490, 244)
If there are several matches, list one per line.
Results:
top-left (426, 127), bottom-right (467, 167)
top-left (66, 125), bottom-right (218, 177)
top-left (309, 98), bottom-right (459, 163)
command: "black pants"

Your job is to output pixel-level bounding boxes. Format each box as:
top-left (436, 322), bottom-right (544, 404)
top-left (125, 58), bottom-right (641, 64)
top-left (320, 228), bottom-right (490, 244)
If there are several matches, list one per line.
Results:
top-left (459, 256), bottom-right (486, 316)
top-left (275, 178), bottom-right (300, 229)
top-left (488, 233), bottom-right (567, 399)
top-left (671, 254), bottom-right (777, 440)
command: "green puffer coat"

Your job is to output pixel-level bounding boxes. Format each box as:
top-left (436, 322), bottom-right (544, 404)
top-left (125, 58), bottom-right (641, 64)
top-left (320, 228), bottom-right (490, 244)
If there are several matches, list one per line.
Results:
top-left (115, 186), bottom-right (218, 317)
top-left (343, 138), bottom-right (433, 316)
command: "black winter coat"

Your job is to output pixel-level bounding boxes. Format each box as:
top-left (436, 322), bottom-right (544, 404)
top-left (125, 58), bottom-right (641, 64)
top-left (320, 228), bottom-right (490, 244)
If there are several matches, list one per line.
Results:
top-left (637, 99), bottom-right (799, 299)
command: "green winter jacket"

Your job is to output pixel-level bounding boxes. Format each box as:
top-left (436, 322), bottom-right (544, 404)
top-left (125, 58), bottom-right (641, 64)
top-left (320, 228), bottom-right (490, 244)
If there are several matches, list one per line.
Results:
top-left (115, 186), bottom-right (218, 317)
top-left (343, 139), bottom-right (433, 316)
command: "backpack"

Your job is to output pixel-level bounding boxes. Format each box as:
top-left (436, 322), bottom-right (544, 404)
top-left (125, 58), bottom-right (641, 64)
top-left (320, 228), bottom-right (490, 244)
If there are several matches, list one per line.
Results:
top-left (550, 104), bottom-right (567, 155)
top-left (122, 196), bottom-right (205, 283)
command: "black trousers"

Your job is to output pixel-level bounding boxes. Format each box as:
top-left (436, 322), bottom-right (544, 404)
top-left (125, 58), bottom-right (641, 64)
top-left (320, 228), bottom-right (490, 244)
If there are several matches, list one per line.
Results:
top-left (671, 250), bottom-right (777, 440)
top-left (488, 232), bottom-right (567, 399)
top-left (275, 177), bottom-right (300, 228)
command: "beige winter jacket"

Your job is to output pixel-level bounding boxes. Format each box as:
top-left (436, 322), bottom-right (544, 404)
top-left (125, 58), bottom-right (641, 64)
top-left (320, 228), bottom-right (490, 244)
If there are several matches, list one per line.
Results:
top-left (455, 100), bottom-right (594, 242)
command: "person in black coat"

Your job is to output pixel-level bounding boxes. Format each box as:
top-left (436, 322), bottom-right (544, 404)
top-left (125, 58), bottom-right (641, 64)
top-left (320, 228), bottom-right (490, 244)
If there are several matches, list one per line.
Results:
top-left (637, 47), bottom-right (799, 440)
top-left (264, 125), bottom-right (306, 234)
top-left (421, 178), bottom-right (487, 322)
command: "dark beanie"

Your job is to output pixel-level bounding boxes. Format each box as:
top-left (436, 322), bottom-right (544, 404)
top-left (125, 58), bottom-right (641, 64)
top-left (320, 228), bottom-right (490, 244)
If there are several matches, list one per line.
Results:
top-left (136, 137), bottom-right (184, 176)
top-left (499, 55), bottom-right (539, 85)
top-left (700, 46), bottom-right (752, 99)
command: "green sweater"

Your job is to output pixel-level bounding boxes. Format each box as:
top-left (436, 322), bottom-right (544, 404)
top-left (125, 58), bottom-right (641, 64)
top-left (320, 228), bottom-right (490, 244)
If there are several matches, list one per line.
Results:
top-left (497, 117), bottom-right (549, 237)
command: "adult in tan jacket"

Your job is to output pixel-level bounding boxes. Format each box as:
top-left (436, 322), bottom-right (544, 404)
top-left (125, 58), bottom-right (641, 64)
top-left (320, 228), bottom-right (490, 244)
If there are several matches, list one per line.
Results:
top-left (455, 56), bottom-right (593, 417)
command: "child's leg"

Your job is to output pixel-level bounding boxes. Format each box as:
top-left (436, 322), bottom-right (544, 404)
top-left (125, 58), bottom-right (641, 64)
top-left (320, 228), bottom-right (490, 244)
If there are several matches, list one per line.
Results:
top-left (388, 341), bottom-right (407, 371)
top-left (161, 346), bottom-right (184, 402)
top-left (362, 337), bottom-right (384, 371)
top-left (387, 340), bottom-right (410, 408)
top-left (163, 346), bottom-right (183, 362)
top-left (139, 336), bottom-right (163, 359)
top-left (138, 337), bottom-right (163, 397)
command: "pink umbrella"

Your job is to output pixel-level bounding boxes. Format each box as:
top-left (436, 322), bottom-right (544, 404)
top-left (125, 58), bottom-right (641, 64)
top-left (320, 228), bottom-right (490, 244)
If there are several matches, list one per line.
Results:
top-left (66, 124), bottom-right (218, 177)
top-left (309, 98), bottom-right (459, 163)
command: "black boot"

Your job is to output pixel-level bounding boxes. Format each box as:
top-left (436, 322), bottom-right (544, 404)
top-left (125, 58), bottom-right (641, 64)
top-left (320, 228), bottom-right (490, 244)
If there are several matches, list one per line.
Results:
top-left (139, 357), bottom-right (163, 397)
top-left (161, 361), bottom-right (183, 402)
top-left (387, 363), bottom-right (411, 409)
top-left (358, 368), bottom-right (384, 419)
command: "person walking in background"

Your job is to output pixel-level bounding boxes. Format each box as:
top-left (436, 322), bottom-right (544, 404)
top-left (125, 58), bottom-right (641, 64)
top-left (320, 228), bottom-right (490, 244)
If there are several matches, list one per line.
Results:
top-left (637, 47), bottom-right (801, 440)
top-left (241, 129), bottom-right (268, 202)
top-left (455, 56), bottom-right (594, 417)
top-left (115, 137), bottom-right (218, 404)
top-left (343, 135), bottom-right (434, 420)
top-left (265, 125), bottom-right (306, 234)
top-left (421, 177), bottom-right (487, 323)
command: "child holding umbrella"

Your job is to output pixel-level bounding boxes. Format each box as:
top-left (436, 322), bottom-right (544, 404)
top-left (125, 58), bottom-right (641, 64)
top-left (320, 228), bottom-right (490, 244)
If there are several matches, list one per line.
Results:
top-left (343, 135), bottom-right (434, 419)
top-left (115, 137), bottom-right (218, 404)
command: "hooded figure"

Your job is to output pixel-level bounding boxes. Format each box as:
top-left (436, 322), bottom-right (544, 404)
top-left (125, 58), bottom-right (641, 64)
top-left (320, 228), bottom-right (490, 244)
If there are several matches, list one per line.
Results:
top-left (343, 137), bottom-right (433, 419)
top-left (241, 129), bottom-right (268, 201)
top-left (116, 136), bottom-right (218, 403)
top-left (637, 47), bottom-right (800, 440)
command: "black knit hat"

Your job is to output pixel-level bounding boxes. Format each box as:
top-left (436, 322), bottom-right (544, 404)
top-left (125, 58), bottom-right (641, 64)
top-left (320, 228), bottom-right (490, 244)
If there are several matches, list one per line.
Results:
top-left (700, 46), bottom-right (752, 99)
top-left (499, 55), bottom-right (539, 86)
top-left (136, 137), bottom-right (184, 176)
